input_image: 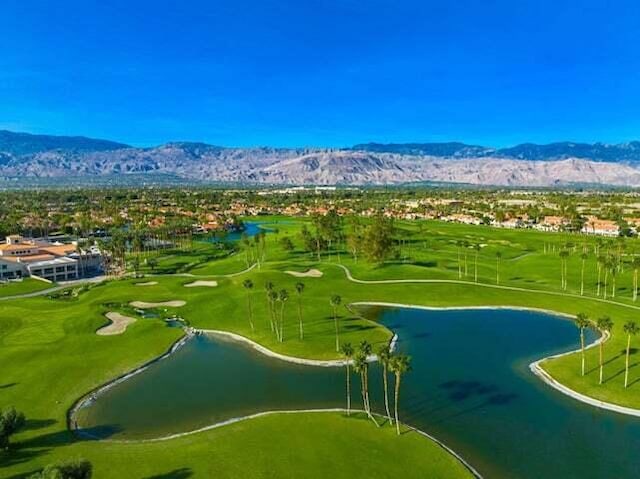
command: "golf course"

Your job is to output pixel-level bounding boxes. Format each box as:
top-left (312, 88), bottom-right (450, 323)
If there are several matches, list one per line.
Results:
top-left (3, 217), bottom-right (640, 478)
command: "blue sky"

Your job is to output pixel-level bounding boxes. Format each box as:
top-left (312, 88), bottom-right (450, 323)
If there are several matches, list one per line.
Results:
top-left (1, 0), bottom-right (640, 147)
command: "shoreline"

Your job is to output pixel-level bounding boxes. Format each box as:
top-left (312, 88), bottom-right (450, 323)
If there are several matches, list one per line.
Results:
top-left (73, 407), bottom-right (483, 479)
top-left (529, 330), bottom-right (640, 418)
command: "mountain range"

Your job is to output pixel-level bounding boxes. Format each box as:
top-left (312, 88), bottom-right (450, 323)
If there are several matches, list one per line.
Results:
top-left (3, 130), bottom-right (640, 187)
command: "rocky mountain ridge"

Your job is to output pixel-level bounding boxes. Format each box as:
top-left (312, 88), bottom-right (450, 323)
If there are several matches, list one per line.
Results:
top-left (3, 130), bottom-right (640, 186)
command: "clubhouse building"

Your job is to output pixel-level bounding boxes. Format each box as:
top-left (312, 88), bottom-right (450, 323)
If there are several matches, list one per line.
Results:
top-left (0, 235), bottom-right (102, 283)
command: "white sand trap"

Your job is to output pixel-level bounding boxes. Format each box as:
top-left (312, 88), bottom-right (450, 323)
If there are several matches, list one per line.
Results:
top-left (97, 312), bottom-right (137, 335)
top-left (285, 268), bottom-right (323, 278)
top-left (129, 300), bottom-right (186, 308)
top-left (184, 280), bottom-right (218, 288)
top-left (135, 281), bottom-right (158, 286)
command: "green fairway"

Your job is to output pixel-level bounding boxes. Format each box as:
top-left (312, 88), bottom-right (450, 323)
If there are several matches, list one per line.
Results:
top-left (3, 216), bottom-right (640, 477)
top-left (0, 278), bottom-right (54, 298)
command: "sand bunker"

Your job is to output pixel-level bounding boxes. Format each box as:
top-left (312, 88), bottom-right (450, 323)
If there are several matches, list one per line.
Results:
top-left (97, 312), bottom-right (137, 335)
top-left (129, 300), bottom-right (186, 309)
top-left (284, 269), bottom-right (323, 278)
top-left (184, 280), bottom-right (218, 288)
top-left (135, 281), bottom-right (158, 286)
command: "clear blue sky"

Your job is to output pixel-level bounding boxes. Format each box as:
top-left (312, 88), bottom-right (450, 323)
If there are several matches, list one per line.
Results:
top-left (2, 0), bottom-right (639, 147)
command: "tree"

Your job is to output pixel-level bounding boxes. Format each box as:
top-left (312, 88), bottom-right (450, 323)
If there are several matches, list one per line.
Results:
top-left (131, 255), bottom-right (141, 278)
top-left (495, 251), bottom-right (502, 284)
top-left (243, 279), bottom-right (254, 332)
top-left (354, 341), bottom-right (378, 426)
top-left (559, 249), bottom-right (569, 291)
top-left (596, 316), bottom-right (613, 385)
top-left (146, 257), bottom-right (157, 273)
top-left (330, 294), bottom-right (342, 352)
top-left (632, 257), bottom-right (640, 302)
top-left (264, 282), bottom-right (276, 333)
top-left (473, 244), bottom-right (481, 282)
top-left (279, 236), bottom-right (294, 252)
top-left (29, 458), bottom-right (93, 479)
top-left (624, 321), bottom-right (639, 388)
top-left (390, 354), bottom-right (412, 435)
top-left (377, 345), bottom-right (394, 425)
top-left (580, 252), bottom-right (588, 296)
top-left (295, 282), bottom-right (305, 340)
top-left (340, 343), bottom-right (354, 415)
top-left (277, 289), bottom-right (289, 342)
top-left (574, 313), bottom-right (590, 376)
top-left (362, 214), bottom-right (395, 263)
top-left (0, 406), bottom-right (25, 450)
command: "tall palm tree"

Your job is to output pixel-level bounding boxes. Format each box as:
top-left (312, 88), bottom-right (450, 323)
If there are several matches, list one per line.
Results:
top-left (243, 279), bottom-right (254, 332)
top-left (495, 251), bottom-right (502, 284)
top-left (596, 316), bottom-right (613, 384)
top-left (295, 282), bottom-right (305, 340)
top-left (596, 255), bottom-right (604, 296)
top-left (377, 345), bottom-right (394, 425)
top-left (390, 354), bottom-right (412, 435)
top-left (340, 343), bottom-right (354, 415)
top-left (624, 321), bottom-right (639, 388)
top-left (559, 249), bottom-right (569, 291)
top-left (354, 341), bottom-right (378, 426)
top-left (330, 294), bottom-right (342, 352)
top-left (574, 312), bottom-right (590, 376)
top-left (633, 257), bottom-right (640, 302)
top-left (473, 244), bottom-right (481, 282)
top-left (580, 252), bottom-right (588, 296)
top-left (268, 289), bottom-right (278, 334)
top-left (278, 289), bottom-right (289, 342)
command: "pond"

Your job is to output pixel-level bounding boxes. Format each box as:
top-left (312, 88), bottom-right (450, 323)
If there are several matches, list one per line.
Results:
top-left (73, 307), bottom-right (640, 479)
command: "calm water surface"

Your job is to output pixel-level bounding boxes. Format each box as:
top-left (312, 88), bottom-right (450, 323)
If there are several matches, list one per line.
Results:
top-left (75, 308), bottom-right (640, 478)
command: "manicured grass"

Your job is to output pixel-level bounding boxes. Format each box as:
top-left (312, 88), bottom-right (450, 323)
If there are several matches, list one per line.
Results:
top-left (0, 278), bottom-right (54, 298)
top-left (5, 413), bottom-right (473, 479)
top-left (4, 215), bottom-right (640, 477)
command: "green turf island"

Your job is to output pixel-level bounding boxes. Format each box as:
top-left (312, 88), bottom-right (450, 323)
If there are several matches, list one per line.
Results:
top-left (3, 217), bottom-right (640, 477)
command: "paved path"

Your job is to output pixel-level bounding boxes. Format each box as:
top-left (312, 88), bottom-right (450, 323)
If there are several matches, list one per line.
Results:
top-left (0, 275), bottom-right (107, 301)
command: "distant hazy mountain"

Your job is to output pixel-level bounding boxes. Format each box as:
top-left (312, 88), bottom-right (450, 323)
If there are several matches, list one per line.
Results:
top-left (0, 130), bottom-right (130, 156)
top-left (354, 141), bottom-right (640, 162)
top-left (3, 130), bottom-right (640, 187)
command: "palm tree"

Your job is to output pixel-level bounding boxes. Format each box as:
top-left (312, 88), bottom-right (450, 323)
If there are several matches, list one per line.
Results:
top-left (377, 345), bottom-right (394, 425)
top-left (574, 313), bottom-right (590, 376)
top-left (580, 252), bottom-right (588, 296)
top-left (242, 279), bottom-right (255, 332)
top-left (596, 255), bottom-right (604, 296)
top-left (596, 316), bottom-right (613, 384)
top-left (295, 282), bottom-right (305, 340)
top-left (559, 249), bottom-right (569, 291)
top-left (354, 341), bottom-right (378, 426)
top-left (390, 354), bottom-right (412, 435)
top-left (278, 289), bottom-right (289, 342)
top-left (264, 281), bottom-right (275, 331)
top-left (633, 257), bottom-right (640, 302)
top-left (268, 290), bottom-right (278, 334)
top-left (330, 294), bottom-right (342, 352)
top-left (340, 343), bottom-right (354, 415)
top-left (495, 251), bottom-right (502, 284)
top-left (473, 244), bottom-right (481, 282)
top-left (624, 321), bottom-right (639, 388)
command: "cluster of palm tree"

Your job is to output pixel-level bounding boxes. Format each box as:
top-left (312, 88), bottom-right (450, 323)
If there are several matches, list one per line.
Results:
top-left (241, 231), bottom-right (267, 268)
top-left (242, 279), bottom-right (307, 342)
top-left (341, 341), bottom-right (411, 435)
top-left (574, 312), bottom-right (639, 388)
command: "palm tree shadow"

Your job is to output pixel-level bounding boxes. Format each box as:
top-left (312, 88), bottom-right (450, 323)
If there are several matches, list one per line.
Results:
top-left (143, 468), bottom-right (193, 479)
top-left (0, 382), bottom-right (18, 389)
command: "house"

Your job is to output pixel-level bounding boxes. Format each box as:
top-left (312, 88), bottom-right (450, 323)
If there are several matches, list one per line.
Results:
top-left (535, 216), bottom-right (568, 232)
top-left (0, 235), bottom-right (102, 282)
top-left (581, 217), bottom-right (620, 237)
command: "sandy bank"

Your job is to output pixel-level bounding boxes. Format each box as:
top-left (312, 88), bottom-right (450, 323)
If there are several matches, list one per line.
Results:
top-left (130, 300), bottom-right (186, 308)
top-left (96, 312), bottom-right (137, 335)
